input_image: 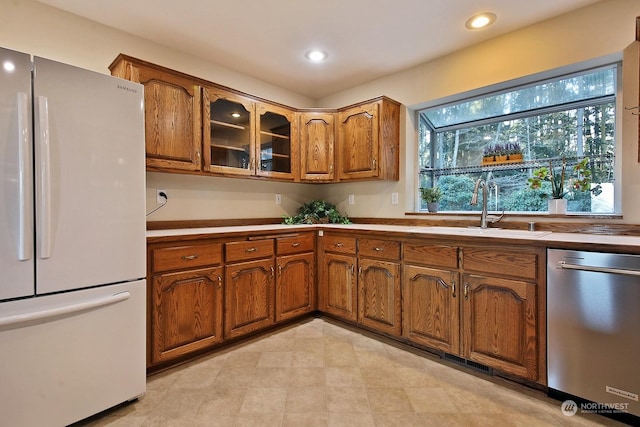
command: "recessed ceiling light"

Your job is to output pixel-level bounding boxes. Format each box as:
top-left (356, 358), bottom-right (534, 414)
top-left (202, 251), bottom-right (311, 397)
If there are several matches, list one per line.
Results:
top-left (305, 50), bottom-right (328, 62)
top-left (465, 12), bottom-right (496, 30)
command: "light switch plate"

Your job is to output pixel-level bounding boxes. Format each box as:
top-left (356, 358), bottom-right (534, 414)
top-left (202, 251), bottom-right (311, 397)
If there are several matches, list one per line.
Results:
top-left (391, 192), bottom-right (399, 205)
top-left (348, 194), bottom-right (355, 205)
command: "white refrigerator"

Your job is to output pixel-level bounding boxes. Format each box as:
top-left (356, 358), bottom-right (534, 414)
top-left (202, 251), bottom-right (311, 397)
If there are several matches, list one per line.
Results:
top-left (0, 47), bottom-right (146, 426)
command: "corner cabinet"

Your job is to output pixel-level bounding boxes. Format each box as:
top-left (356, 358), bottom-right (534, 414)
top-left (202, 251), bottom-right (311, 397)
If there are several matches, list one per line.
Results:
top-left (298, 112), bottom-right (335, 181)
top-left (318, 233), bottom-right (358, 322)
top-left (275, 232), bottom-right (316, 321)
top-left (337, 97), bottom-right (400, 181)
top-left (109, 54), bottom-right (202, 172)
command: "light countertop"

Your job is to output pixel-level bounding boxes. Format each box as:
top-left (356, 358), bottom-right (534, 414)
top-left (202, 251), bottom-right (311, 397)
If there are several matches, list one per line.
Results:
top-left (147, 223), bottom-right (640, 248)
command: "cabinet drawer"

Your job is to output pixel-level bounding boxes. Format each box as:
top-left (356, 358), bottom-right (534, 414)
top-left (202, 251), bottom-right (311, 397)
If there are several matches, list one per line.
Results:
top-left (276, 233), bottom-right (314, 255)
top-left (225, 239), bottom-right (274, 263)
top-left (462, 247), bottom-right (538, 280)
top-left (322, 234), bottom-right (357, 255)
top-left (358, 238), bottom-right (400, 261)
top-left (151, 243), bottom-right (223, 273)
top-left (404, 243), bottom-right (458, 269)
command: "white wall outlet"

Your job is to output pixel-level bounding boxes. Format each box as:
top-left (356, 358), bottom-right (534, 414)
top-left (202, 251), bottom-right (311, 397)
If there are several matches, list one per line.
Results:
top-left (156, 189), bottom-right (167, 204)
top-left (275, 193), bottom-right (282, 205)
top-left (391, 192), bottom-right (399, 205)
top-left (348, 194), bottom-right (355, 205)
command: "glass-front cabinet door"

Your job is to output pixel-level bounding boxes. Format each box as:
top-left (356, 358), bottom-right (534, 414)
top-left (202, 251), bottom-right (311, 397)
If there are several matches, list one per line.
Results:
top-left (256, 103), bottom-right (296, 180)
top-left (203, 87), bottom-right (255, 176)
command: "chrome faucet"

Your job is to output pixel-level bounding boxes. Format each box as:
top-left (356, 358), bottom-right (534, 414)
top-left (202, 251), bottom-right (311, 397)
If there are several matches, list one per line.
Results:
top-left (470, 178), bottom-right (504, 228)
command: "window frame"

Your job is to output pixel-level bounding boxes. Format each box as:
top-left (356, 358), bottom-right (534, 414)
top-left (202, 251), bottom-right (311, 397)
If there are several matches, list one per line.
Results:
top-left (414, 63), bottom-right (621, 215)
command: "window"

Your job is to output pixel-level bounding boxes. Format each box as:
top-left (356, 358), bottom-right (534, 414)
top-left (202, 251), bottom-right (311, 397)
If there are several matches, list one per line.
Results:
top-left (417, 65), bottom-right (617, 214)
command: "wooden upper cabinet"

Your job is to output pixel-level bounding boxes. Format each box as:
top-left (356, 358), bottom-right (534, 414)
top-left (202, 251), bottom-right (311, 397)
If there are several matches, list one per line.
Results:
top-left (109, 55), bottom-right (202, 172)
top-left (337, 97), bottom-right (400, 181)
top-left (256, 102), bottom-right (296, 180)
top-left (299, 112), bottom-right (335, 181)
top-left (202, 86), bottom-right (256, 177)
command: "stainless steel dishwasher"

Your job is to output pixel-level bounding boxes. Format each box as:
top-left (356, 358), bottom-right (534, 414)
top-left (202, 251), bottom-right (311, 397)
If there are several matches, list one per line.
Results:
top-left (547, 249), bottom-right (640, 421)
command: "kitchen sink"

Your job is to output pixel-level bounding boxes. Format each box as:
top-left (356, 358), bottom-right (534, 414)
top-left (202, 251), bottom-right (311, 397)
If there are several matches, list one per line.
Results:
top-left (417, 226), bottom-right (552, 239)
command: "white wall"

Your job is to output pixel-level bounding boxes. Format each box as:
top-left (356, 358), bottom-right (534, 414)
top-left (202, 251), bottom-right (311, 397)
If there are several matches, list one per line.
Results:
top-left (3, 0), bottom-right (640, 223)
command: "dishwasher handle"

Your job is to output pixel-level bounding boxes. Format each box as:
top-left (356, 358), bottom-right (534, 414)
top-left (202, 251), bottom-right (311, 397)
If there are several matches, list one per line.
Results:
top-left (557, 260), bottom-right (640, 277)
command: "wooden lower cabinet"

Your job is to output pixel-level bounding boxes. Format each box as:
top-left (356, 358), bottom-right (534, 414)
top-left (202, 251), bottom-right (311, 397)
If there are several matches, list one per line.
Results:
top-left (224, 258), bottom-right (275, 339)
top-left (150, 266), bottom-right (223, 364)
top-left (320, 252), bottom-right (357, 322)
top-left (358, 258), bottom-right (401, 336)
top-left (402, 264), bottom-right (459, 354)
top-left (461, 274), bottom-right (538, 380)
top-left (276, 252), bottom-right (315, 322)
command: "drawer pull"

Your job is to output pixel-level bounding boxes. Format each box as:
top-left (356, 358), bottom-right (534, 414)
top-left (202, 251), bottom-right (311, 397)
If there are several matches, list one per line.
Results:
top-left (291, 242), bottom-right (301, 247)
top-left (245, 247), bottom-right (257, 253)
top-left (181, 254), bottom-right (199, 261)
top-left (334, 243), bottom-right (344, 248)
top-left (374, 247), bottom-right (384, 252)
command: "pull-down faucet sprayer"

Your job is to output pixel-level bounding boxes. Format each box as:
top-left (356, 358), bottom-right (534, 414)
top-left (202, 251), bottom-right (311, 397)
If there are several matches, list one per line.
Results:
top-left (470, 178), bottom-right (504, 228)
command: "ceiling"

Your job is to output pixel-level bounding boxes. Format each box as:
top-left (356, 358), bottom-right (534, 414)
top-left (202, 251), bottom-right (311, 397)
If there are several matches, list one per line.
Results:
top-left (38, 0), bottom-right (601, 99)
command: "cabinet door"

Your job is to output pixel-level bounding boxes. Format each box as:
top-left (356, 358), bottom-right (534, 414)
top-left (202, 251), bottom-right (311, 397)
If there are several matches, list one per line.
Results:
top-left (256, 103), bottom-right (296, 180)
top-left (151, 267), bottom-right (223, 364)
top-left (203, 87), bottom-right (255, 176)
top-left (358, 258), bottom-right (401, 336)
top-left (276, 252), bottom-right (315, 322)
top-left (337, 101), bottom-right (379, 180)
top-left (136, 65), bottom-right (202, 171)
top-left (402, 265), bottom-right (460, 354)
top-left (224, 258), bottom-right (275, 339)
top-left (299, 112), bottom-right (335, 181)
top-left (461, 274), bottom-right (538, 381)
top-left (320, 253), bottom-right (357, 322)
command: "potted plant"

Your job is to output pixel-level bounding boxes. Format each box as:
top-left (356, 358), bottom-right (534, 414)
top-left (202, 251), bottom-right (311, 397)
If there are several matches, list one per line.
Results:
top-left (527, 158), bottom-right (601, 214)
top-left (506, 142), bottom-right (523, 162)
top-left (282, 200), bottom-right (351, 224)
top-left (419, 187), bottom-right (443, 213)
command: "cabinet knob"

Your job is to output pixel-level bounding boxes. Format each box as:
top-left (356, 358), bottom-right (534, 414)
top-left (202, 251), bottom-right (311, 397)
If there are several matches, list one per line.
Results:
top-left (217, 275), bottom-right (222, 289)
top-left (291, 242), bottom-right (301, 247)
top-left (335, 242), bottom-right (344, 248)
top-left (245, 247), bottom-right (257, 253)
top-left (452, 280), bottom-right (456, 298)
top-left (181, 254), bottom-right (199, 260)
top-left (374, 247), bottom-right (384, 252)
top-left (464, 284), bottom-right (470, 300)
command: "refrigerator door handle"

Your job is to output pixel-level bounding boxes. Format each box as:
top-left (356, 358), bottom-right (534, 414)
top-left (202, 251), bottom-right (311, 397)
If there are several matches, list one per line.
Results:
top-left (17, 92), bottom-right (32, 261)
top-left (36, 95), bottom-right (52, 259)
top-left (0, 291), bottom-right (130, 328)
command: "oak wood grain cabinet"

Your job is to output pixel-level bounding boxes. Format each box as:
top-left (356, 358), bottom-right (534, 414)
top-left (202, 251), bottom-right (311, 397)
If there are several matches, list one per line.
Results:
top-left (402, 243), bottom-right (460, 354)
top-left (202, 86), bottom-right (256, 177)
top-left (109, 54), bottom-right (202, 172)
top-left (337, 97), bottom-right (400, 181)
top-left (460, 246), bottom-right (543, 382)
top-left (357, 238), bottom-right (401, 336)
top-left (148, 242), bottom-right (223, 366)
top-left (402, 242), bottom-right (544, 383)
top-left (224, 239), bottom-right (275, 339)
top-left (298, 111), bottom-right (335, 181)
top-left (318, 233), bottom-right (358, 322)
top-left (256, 102), bottom-right (297, 181)
top-left (275, 232), bottom-right (315, 322)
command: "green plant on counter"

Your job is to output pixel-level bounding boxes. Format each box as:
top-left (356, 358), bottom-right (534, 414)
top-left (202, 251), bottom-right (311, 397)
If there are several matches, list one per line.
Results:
top-left (419, 187), bottom-right (443, 203)
top-left (282, 200), bottom-right (351, 225)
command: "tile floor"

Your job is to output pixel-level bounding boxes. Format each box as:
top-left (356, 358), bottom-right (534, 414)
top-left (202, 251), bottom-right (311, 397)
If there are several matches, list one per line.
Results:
top-left (83, 318), bottom-right (627, 427)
